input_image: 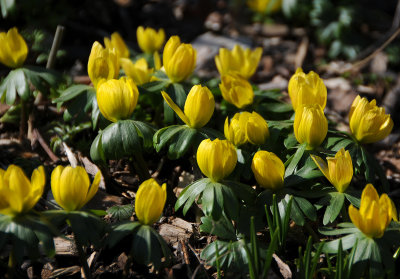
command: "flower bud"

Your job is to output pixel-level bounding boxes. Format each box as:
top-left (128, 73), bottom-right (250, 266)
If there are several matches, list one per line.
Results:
top-left (247, 0), bottom-right (282, 13)
top-left (311, 148), bottom-right (353, 193)
top-left (135, 178), bottom-right (167, 225)
top-left (163, 36), bottom-right (196, 83)
top-left (349, 95), bottom-right (393, 144)
top-left (294, 104), bottom-right (327, 149)
top-left (104, 32), bottom-right (130, 59)
top-left (197, 139), bottom-right (237, 182)
top-left (0, 165), bottom-right (45, 216)
top-left (251, 151), bottom-right (284, 191)
top-left (0, 27), bottom-right (28, 68)
top-left (219, 74), bottom-right (254, 109)
top-left (288, 68), bottom-right (327, 111)
top-left (215, 45), bottom-right (262, 79)
top-left (97, 77), bottom-right (139, 122)
top-left (137, 26), bottom-right (165, 54)
top-left (51, 166), bottom-right (101, 211)
top-left (120, 58), bottom-right (153, 85)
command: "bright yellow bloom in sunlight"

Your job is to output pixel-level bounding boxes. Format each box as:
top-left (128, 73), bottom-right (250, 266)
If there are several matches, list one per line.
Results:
top-left (87, 41), bottom-right (120, 88)
top-left (294, 104), bottom-right (327, 149)
top-left (137, 26), bottom-right (165, 54)
top-left (251, 151), bottom-right (284, 191)
top-left (96, 77), bottom-right (139, 123)
top-left (163, 36), bottom-right (196, 83)
top-left (197, 138), bottom-right (237, 182)
top-left (247, 0), bottom-right (282, 13)
top-left (349, 95), bottom-right (393, 144)
top-left (0, 27), bottom-right (28, 68)
top-left (135, 178), bottom-right (167, 225)
top-left (51, 165), bottom-right (101, 212)
top-left (288, 68), bottom-right (327, 111)
top-left (349, 184), bottom-right (398, 238)
top-left (224, 111), bottom-right (269, 146)
top-left (120, 58), bottom-right (153, 85)
top-left (104, 32), bottom-right (130, 59)
top-left (219, 74), bottom-right (254, 109)
top-left (0, 165), bottom-right (45, 216)
top-left (215, 45), bottom-right (262, 80)
top-left (311, 148), bottom-right (353, 193)
top-left (162, 85), bottom-right (214, 129)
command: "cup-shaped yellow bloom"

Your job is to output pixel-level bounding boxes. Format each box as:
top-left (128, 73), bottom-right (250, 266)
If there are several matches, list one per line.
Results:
top-left (51, 165), bottom-right (101, 212)
top-left (135, 178), bottom-right (167, 225)
top-left (294, 104), bottom-right (327, 149)
top-left (137, 26), bottom-right (165, 54)
top-left (224, 111), bottom-right (269, 146)
top-left (288, 68), bottom-right (327, 111)
top-left (97, 77), bottom-right (139, 122)
top-left (311, 148), bottom-right (353, 193)
top-left (247, 0), bottom-right (282, 13)
top-left (219, 74), bottom-right (254, 109)
top-left (349, 184), bottom-right (398, 238)
top-left (215, 45), bottom-right (262, 80)
top-left (120, 58), bottom-right (153, 85)
top-left (197, 139), bottom-right (237, 182)
top-left (349, 95), bottom-right (394, 144)
top-left (87, 41), bottom-right (120, 88)
top-left (104, 32), bottom-right (130, 59)
top-left (251, 151), bottom-right (284, 191)
top-left (0, 27), bottom-right (28, 68)
top-left (163, 36), bottom-right (196, 83)
top-left (161, 85), bottom-right (215, 129)
top-left (0, 165), bottom-right (45, 216)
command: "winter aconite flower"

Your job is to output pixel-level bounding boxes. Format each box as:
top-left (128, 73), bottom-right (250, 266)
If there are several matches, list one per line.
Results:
top-left (163, 36), bottom-right (196, 83)
top-left (215, 45), bottom-right (262, 80)
top-left (294, 104), bottom-right (327, 149)
top-left (197, 139), bottom-right (237, 182)
top-left (349, 95), bottom-right (393, 144)
top-left (288, 68), bottom-right (327, 111)
top-left (0, 165), bottom-right (45, 216)
top-left (311, 148), bottom-right (353, 193)
top-left (51, 165), bottom-right (101, 212)
top-left (88, 41), bottom-right (120, 88)
top-left (137, 26), bottom-right (165, 54)
top-left (96, 77), bottom-right (139, 123)
top-left (135, 178), bottom-right (167, 225)
top-left (120, 58), bottom-right (153, 85)
top-left (251, 151), bottom-right (285, 191)
top-left (349, 184), bottom-right (398, 238)
top-left (247, 0), bottom-right (282, 14)
top-left (104, 32), bottom-right (130, 59)
top-left (0, 27), bottom-right (28, 68)
top-left (219, 74), bottom-right (254, 109)
top-left (224, 111), bottom-right (269, 146)
top-left (162, 85), bottom-right (215, 129)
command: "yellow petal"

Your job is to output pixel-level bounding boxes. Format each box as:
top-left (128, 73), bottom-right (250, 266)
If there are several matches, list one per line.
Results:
top-left (161, 91), bottom-right (190, 126)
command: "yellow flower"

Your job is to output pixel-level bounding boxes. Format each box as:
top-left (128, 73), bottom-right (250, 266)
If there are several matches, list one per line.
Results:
top-left (104, 32), bottom-right (130, 59)
top-left (0, 165), bottom-right (45, 216)
top-left (120, 58), bottom-right (153, 85)
top-left (197, 138), bottom-right (237, 182)
top-left (163, 36), bottom-right (196, 83)
top-left (51, 165), bottom-right (101, 212)
top-left (294, 104), bottom-right (327, 149)
top-left (215, 45), bottom-right (262, 80)
top-left (251, 151), bottom-right (284, 191)
top-left (247, 0), bottom-right (282, 13)
top-left (311, 148), bottom-right (353, 193)
top-left (224, 111), bottom-right (269, 146)
top-left (349, 95), bottom-right (394, 144)
top-left (137, 26), bottom-right (165, 54)
top-left (288, 68), bottom-right (327, 111)
top-left (349, 184), bottom-right (398, 238)
top-left (87, 41), bottom-right (120, 88)
top-left (135, 178), bottom-right (167, 225)
top-left (0, 27), bottom-right (28, 68)
top-left (161, 85), bottom-right (214, 129)
top-left (96, 77), bottom-right (139, 122)
top-left (219, 74), bottom-right (254, 108)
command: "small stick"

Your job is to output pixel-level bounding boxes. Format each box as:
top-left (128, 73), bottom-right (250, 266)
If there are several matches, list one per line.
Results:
top-left (46, 25), bottom-right (65, 70)
top-left (33, 128), bottom-right (59, 162)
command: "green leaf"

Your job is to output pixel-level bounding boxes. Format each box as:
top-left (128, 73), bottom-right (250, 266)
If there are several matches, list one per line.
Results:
top-left (131, 120), bottom-right (156, 150)
top-left (90, 132), bottom-right (106, 164)
top-left (107, 204), bottom-right (135, 221)
top-left (0, 0), bottom-right (15, 18)
top-left (107, 221), bottom-right (141, 248)
top-left (294, 196), bottom-right (317, 222)
top-left (140, 80), bottom-right (169, 92)
top-left (323, 233), bottom-right (358, 254)
top-left (0, 69), bottom-right (29, 104)
top-left (175, 178), bottom-right (208, 214)
top-left (319, 223), bottom-right (359, 236)
top-left (68, 211), bottom-right (106, 248)
top-left (323, 192), bottom-right (345, 225)
top-left (164, 83), bottom-right (187, 124)
top-left (200, 215), bottom-right (237, 240)
top-left (153, 125), bottom-right (186, 152)
top-left (53, 84), bottom-right (94, 103)
top-left (285, 143), bottom-right (307, 177)
top-left (344, 193), bottom-right (360, 207)
top-left (332, 138), bottom-right (354, 152)
top-left (167, 127), bottom-right (197, 159)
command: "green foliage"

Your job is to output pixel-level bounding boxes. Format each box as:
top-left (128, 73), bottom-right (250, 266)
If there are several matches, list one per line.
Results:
top-left (296, 236), bottom-right (324, 279)
top-left (107, 204), bottom-right (135, 221)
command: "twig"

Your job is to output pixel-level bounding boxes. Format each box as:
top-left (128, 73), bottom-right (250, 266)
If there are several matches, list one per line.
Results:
top-left (294, 37), bottom-right (309, 69)
top-left (46, 25), bottom-right (65, 70)
top-left (33, 128), bottom-right (60, 162)
top-left (180, 240), bottom-right (193, 277)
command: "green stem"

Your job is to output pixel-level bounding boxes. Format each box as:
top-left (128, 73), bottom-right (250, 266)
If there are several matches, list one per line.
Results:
top-left (132, 152), bottom-right (151, 181)
top-left (74, 237), bottom-right (92, 279)
top-left (6, 250), bottom-right (15, 279)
